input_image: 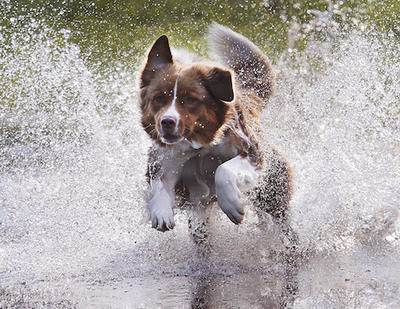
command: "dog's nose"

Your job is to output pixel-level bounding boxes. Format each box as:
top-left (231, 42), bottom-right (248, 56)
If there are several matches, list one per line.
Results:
top-left (161, 116), bottom-right (177, 133)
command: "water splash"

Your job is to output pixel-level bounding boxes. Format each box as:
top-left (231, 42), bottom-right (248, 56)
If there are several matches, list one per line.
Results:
top-left (0, 21), bottom-right (150, 282)
top-left (268, 31), bottom-right (400, 252)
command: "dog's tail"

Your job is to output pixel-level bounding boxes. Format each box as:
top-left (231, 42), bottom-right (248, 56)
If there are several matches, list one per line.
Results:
top-left (207, 23), bottom-right (274, 104)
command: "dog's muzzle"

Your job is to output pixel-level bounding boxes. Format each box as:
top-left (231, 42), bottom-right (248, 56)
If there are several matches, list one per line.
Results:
top-left (160, 116), bottom-right (183, 144)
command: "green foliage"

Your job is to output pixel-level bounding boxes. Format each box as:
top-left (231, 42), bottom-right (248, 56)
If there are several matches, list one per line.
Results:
top-left (0, 0), bottom-right (329, 64)
top-left (1, 0), bottom-right (399, 65)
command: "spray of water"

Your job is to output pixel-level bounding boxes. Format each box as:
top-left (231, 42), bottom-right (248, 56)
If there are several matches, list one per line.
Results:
top-left (270, 31), bottom-right (400, 252)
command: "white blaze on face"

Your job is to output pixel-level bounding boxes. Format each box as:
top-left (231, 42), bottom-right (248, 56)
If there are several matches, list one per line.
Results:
top-left (161, 77), bottom-right (180, 132)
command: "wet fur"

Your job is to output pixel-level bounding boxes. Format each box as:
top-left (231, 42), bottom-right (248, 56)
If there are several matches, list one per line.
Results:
top-left (139, 24), bottom-right (293, 244)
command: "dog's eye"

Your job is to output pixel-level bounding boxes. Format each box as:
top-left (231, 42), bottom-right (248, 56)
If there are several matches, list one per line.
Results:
top-left (153, 95), bottom-right (165, 104)
top-left (183, 97), bottom-right (198, 106)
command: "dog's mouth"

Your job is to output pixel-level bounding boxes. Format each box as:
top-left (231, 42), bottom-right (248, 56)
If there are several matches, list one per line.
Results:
top-left (160, 133), bottom-right (184, 145)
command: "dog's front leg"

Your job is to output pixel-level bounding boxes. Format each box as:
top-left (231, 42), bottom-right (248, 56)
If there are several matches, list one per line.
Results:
top-left (148, 173), bottom-right (177, 232)
top-left (215, 155), bottom-right (259, 224)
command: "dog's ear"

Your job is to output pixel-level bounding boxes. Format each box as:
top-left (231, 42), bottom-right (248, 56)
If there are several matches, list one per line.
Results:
top-left (205, 67), bottom-right (234, 102)
top-left (141, 35), bottom-right (173, 87)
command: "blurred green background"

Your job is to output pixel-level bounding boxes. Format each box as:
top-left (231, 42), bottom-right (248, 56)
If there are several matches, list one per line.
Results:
top-left (1, 0), bottom-right (399, 65)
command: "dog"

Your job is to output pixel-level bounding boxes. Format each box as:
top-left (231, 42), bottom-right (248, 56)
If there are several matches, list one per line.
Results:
top-left (139, 23), bottom-right (294, 244)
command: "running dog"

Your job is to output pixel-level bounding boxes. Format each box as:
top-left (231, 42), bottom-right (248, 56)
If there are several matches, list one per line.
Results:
top-left (139, 23), bottom-right (293, 243)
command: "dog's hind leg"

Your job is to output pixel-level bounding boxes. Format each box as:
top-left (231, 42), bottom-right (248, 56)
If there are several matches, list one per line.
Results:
top-left (251, 148), bottom-right (298, 250)
top-left (180, 156), bottom-right (213, 253)
top-left (188, 204), bottom-right (212, 254)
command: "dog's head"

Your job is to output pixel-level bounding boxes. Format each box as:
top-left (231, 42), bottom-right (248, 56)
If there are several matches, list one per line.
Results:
top-left (139, 35), bottom-right (234, 147)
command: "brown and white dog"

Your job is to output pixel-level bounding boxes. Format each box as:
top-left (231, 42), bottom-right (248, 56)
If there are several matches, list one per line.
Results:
top-left (139, 24), bottom-right (293, 242)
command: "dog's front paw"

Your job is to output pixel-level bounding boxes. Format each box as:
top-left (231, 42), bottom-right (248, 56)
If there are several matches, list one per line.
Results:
top-left (150, 207), bottom-right (175, 232)
top-left (217, 190), bottom-right (244, 224)
top-left (215, 175), bottom-right (244, 224)
top-left (215, 163), bottom-right (246, 224)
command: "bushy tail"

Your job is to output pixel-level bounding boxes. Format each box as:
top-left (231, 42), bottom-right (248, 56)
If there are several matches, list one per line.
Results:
top-left (207, 23), bottom-right (274, 102)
